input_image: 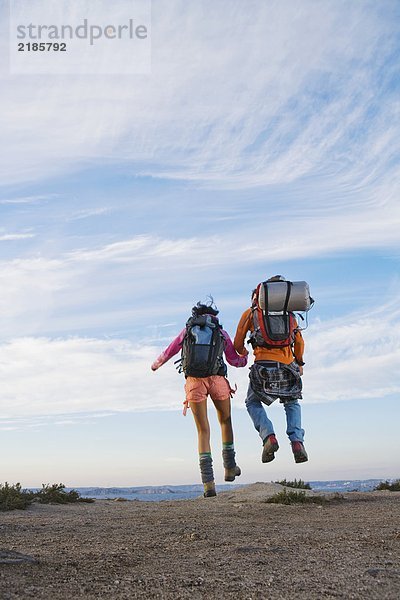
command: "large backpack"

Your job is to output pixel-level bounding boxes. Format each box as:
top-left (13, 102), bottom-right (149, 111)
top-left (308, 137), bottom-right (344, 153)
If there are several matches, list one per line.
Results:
top-left (249, 280), bottom-right (298, 349)
top-left (181, 315), bottom-right (226, 378)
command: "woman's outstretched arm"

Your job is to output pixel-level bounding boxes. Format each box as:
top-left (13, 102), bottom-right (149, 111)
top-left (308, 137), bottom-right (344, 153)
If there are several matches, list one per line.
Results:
top-left (151, 328), bottom-right (186, 371)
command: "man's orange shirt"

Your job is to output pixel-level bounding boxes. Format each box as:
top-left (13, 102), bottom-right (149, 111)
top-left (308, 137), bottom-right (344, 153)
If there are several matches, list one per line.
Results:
top-left (234, 308), bottom-right (304, 365)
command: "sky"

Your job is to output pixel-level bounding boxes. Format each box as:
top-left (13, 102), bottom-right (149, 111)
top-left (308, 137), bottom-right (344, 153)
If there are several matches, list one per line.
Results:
top-left (0, 0), bottom-right (399, 487)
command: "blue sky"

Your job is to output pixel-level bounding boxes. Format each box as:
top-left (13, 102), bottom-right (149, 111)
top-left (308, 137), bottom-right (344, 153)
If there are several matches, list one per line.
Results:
top-left (0, 0), bottom-right (399, 486)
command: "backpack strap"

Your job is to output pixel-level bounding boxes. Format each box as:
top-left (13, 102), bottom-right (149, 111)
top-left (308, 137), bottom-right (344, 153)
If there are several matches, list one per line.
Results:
top-left (282, 281), bottom-right (293, 313)
top-left (257, 306), bottom-right (270, 344)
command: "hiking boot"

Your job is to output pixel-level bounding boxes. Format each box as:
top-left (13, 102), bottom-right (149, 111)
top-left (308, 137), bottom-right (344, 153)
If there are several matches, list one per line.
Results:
top-left (203, 481), bottom-right (217, 498)
top-left (262, 434), bottom-right (279, 463)
top-left (224, 465), bottom-right (241, 482)
top-left (291, 441), bottom-right (308, 463)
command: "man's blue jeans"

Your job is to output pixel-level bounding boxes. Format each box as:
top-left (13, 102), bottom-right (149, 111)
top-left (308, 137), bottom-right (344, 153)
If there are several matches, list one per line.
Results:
top-left (245, 383), bottom-right (304, 443)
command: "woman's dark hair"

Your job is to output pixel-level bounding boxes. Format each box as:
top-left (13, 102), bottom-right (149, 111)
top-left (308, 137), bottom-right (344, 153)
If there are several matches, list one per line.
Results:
top-left (191, 297), bottom-right (219, 317)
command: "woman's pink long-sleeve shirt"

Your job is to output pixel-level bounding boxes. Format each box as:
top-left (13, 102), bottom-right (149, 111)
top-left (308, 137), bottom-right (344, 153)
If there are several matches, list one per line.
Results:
top-left (151, 327), bottom-right (247, 371)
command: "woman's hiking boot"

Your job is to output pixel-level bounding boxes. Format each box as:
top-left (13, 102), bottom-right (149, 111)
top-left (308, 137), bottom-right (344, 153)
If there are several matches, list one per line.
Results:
top-left (262, 434), bottom-right (279, 463)
top-left (291, 441), bottom-right (308, 463)
top-left (203, 481), bottom-right (217, 498)
top-left (224, 465), bottom-right (241, 482)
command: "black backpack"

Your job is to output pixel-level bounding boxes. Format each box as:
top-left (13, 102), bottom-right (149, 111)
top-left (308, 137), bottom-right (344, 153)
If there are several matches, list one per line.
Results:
top-left (180, 315), bottom-right (226, 378)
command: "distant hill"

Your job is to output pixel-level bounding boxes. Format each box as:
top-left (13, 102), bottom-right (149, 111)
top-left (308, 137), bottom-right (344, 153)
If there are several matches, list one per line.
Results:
top-left (66, 479), bottom-right (396, 501)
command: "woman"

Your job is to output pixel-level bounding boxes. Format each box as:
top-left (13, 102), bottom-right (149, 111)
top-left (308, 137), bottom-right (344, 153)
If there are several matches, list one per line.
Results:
top-left (151, 300), bottom-right (247, 497)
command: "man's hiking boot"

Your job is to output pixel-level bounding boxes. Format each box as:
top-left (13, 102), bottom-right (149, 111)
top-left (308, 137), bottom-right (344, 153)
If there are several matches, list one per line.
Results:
top-left (203, 481), bottom-right (217, 498)
top-left (224, 465), bottom-right (241, 482)
top-left (291, 441), bottom-right (308, 463)
top-left (262, 434), bottom-right (279, 463)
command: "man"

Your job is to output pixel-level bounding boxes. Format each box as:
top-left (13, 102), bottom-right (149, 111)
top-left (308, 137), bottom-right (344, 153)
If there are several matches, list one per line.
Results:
top-left (234, 276), bottom-right (308, 464)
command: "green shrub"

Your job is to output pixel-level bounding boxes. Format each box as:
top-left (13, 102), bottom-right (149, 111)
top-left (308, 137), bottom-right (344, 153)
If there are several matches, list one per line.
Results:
top-left (374, 479), bottom-right (400, 492)
top-left (36, 483), bottom-right (94, 504)
top-left (0, 482), bottom-right (94, 511)
top-left (266, 489), bottom-right (311, 504)
top-left (275, 478), bottom-right (312, 490)
top-left (265, 488), bottom-right (333, 505)
top-left (0, 482), bottom-right (34, 511)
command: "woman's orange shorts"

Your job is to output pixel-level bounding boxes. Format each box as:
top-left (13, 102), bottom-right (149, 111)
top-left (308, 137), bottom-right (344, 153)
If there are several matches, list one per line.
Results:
top-left (184, 375), bottom-right (231, 404)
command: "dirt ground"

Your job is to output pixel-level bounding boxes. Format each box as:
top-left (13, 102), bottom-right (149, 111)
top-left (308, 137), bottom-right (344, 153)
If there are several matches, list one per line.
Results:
top-left (0, 483), bottom-right (399, 599)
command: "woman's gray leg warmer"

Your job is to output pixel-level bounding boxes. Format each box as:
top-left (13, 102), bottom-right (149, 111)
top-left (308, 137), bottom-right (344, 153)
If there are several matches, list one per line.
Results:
top-left (199, 454), bottom-right (214, 483)
top-left (222, 447), bottom-right (237, 469)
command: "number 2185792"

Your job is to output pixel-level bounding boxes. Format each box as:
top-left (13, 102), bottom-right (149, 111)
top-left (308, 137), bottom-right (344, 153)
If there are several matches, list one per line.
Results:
top-left (18, 42), bottom-right (67, 51)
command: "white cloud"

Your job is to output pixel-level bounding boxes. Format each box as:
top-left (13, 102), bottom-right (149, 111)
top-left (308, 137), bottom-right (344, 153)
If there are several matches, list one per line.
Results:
top-left (68, 207), bottom-right (111, 221)
top-left (304, 300), bottom-right (400, 403)
top-left (0, 256), bottom-right (70, 336)
top-left (0, 211), bottom-right (399, 339)
top-left (0, 297), bottom-right (399, 425)
top-left (0, 3), bottom-right (398, 290)
top-left (0, 195), bottom-right (58, 205)
top-left (0, 0), bottom-right (396, 190)
top-left (0, 337), bottom-right (182, 420)
top-left (0, 233), bottom-right (35, 241)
